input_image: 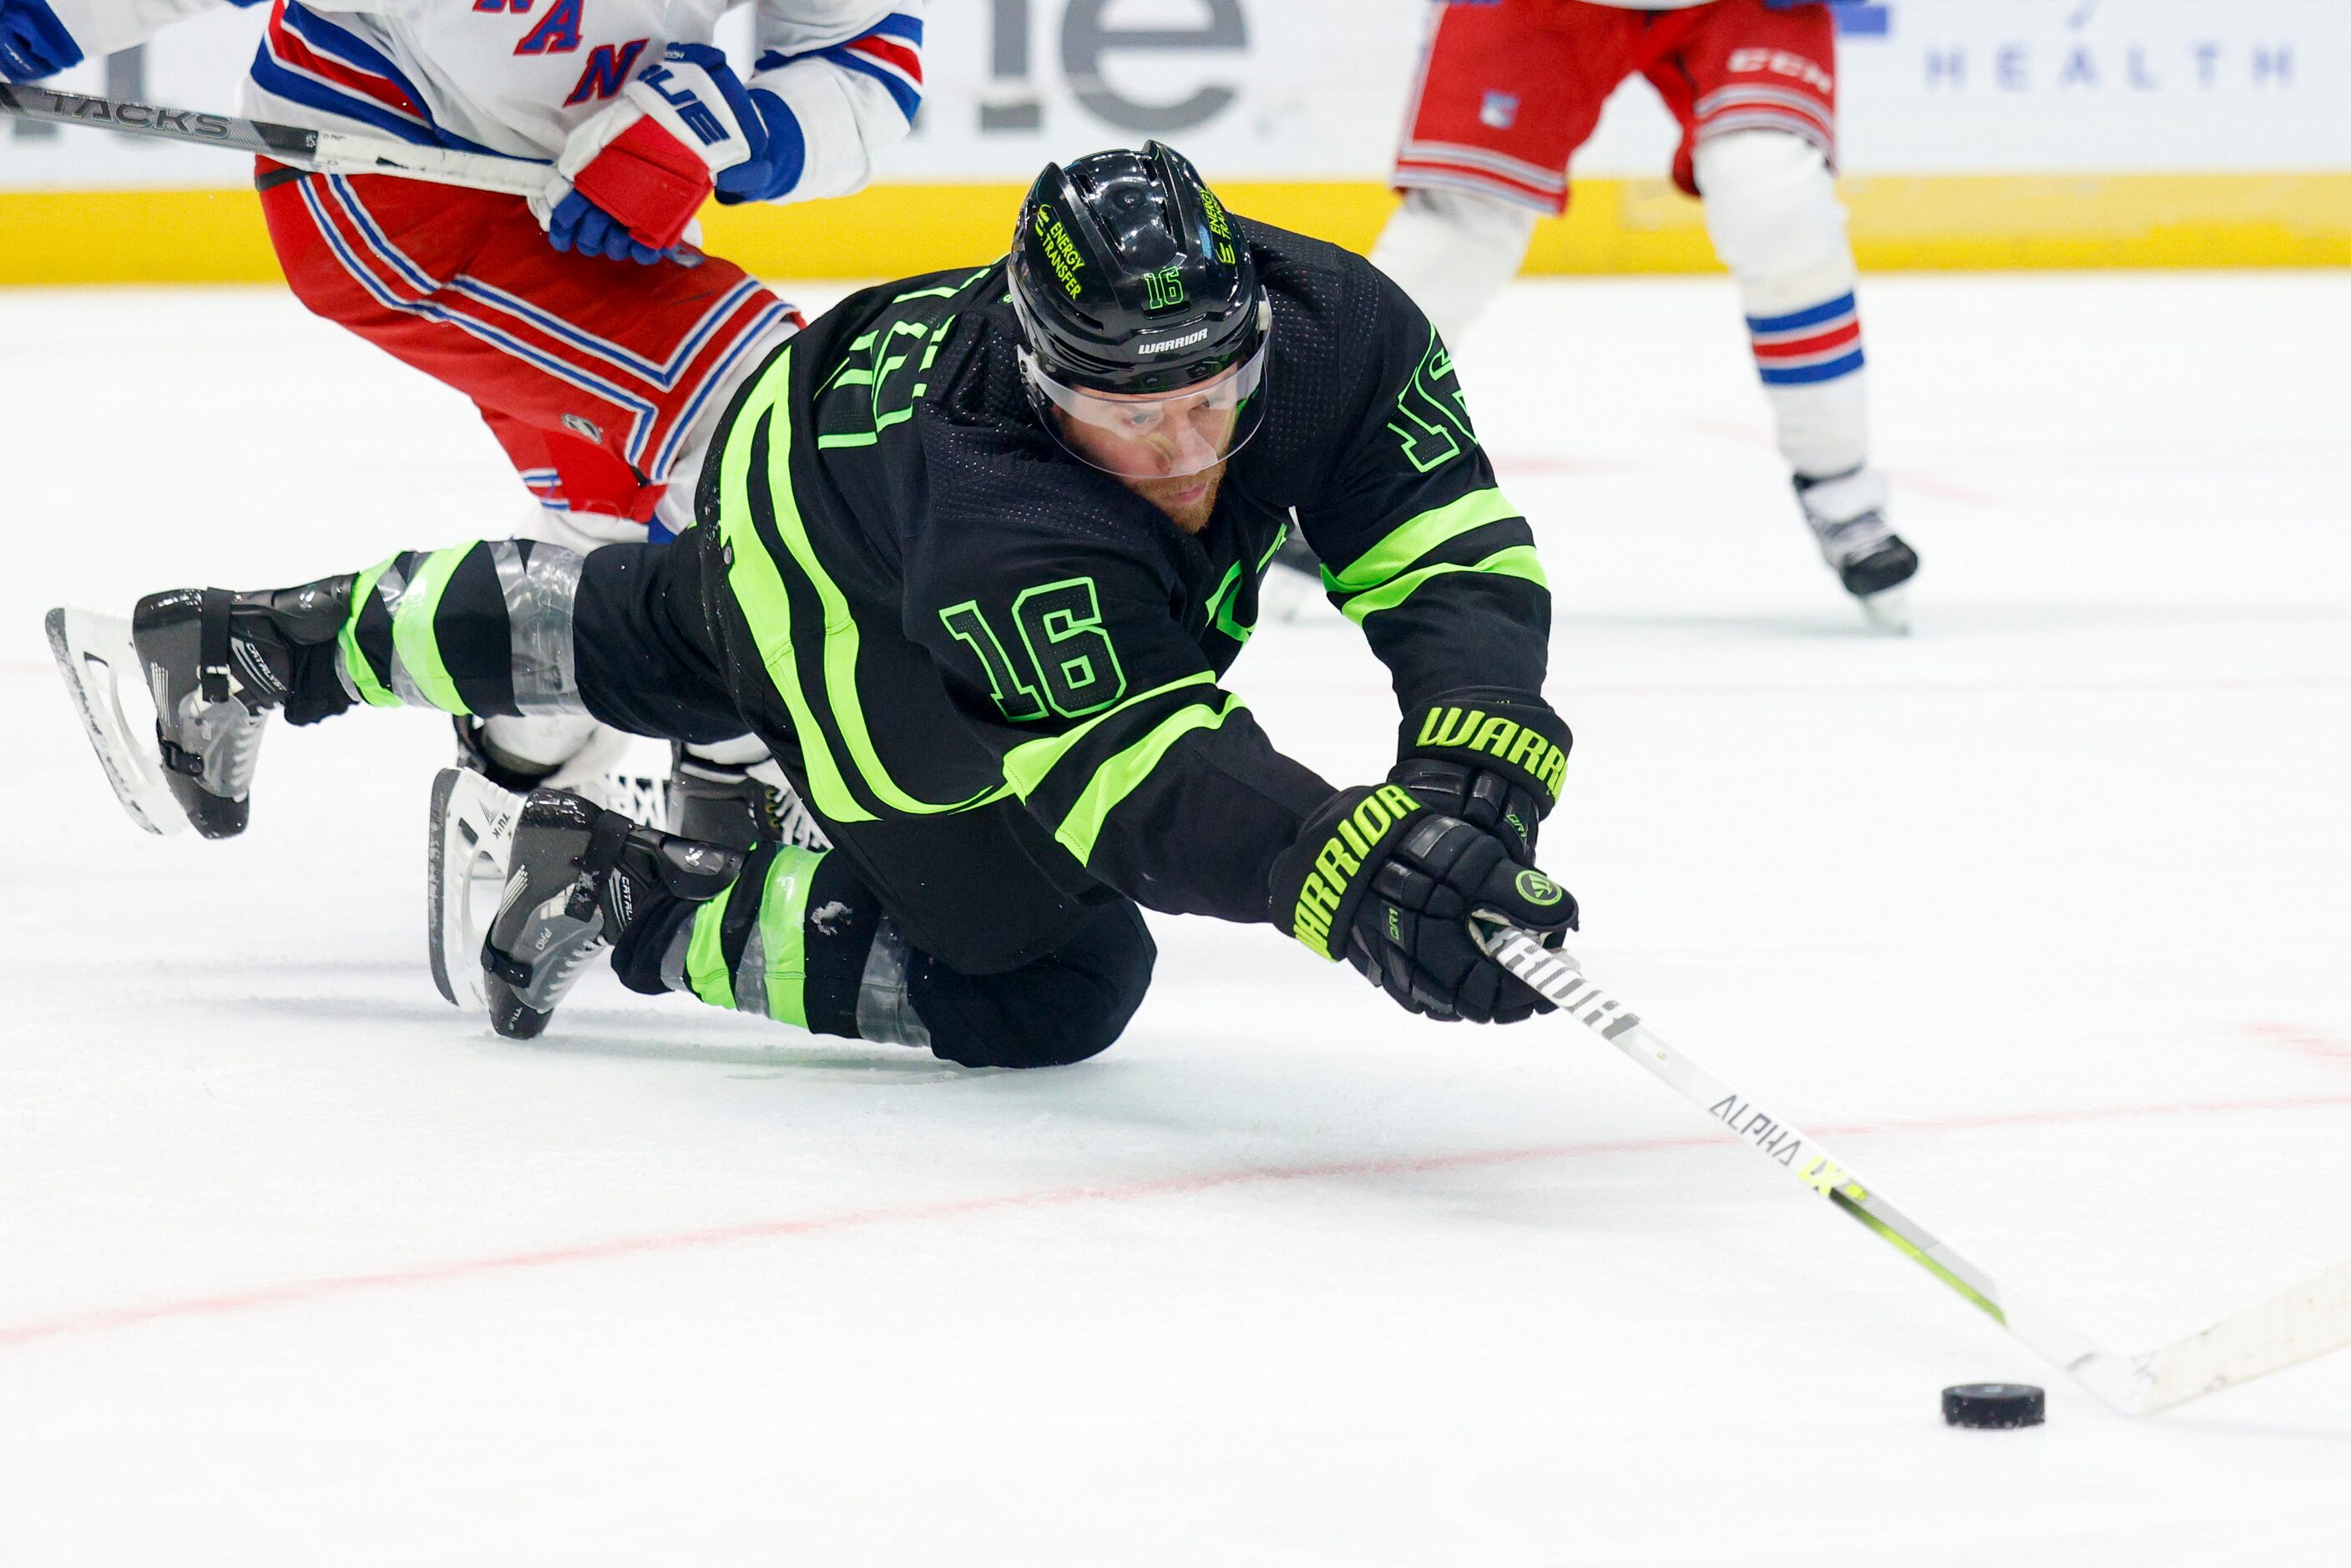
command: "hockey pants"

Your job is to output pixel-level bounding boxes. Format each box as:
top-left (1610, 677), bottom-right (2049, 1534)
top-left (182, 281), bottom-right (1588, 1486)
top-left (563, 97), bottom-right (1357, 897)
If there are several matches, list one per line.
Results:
top-left (306, 536), bottom-right (1155, 1069)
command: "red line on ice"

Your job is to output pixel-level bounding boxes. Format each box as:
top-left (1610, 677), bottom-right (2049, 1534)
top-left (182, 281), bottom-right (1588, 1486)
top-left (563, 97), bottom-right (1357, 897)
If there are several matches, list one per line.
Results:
top-left (4, 1090), bottom-right (2347, 1353)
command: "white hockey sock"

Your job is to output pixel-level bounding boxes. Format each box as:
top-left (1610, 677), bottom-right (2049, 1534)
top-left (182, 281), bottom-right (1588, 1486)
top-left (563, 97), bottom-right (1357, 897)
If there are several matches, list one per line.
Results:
top-left (1368, 187), bottom-right (1539, 349)
top-left (1695, 130), bottom-right (1870, 481)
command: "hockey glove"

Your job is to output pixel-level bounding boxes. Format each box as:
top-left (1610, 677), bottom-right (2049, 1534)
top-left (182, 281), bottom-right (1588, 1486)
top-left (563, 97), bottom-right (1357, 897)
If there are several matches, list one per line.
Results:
top-left (1271, 783), bottom-right (1578, 1024)
top-left (1391, 691), bottom-right (1570, 864)
top-left (1, 0), bottom-right (82, 82)
top-left (538, 43), bottom-right (777, 261)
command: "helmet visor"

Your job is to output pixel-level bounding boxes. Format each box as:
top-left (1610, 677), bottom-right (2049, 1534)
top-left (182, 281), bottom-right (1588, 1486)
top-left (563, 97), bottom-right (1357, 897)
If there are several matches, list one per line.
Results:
top-left (1022, 338), bottom-right (1269, 480)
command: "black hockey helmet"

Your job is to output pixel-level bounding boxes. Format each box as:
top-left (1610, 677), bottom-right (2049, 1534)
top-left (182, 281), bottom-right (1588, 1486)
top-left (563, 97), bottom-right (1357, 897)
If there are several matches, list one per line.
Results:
top-left (1009, 142), bottom-right (1272, 478)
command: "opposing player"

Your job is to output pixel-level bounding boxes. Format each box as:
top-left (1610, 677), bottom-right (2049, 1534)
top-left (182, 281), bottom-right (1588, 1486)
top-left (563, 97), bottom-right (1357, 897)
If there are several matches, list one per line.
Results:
top-left (51, 144), bottom-right (1579, 1068)
top-left (1369, 0), bottom-right (1916, 627)
top-left (5, 0), bottom-right (923, 827)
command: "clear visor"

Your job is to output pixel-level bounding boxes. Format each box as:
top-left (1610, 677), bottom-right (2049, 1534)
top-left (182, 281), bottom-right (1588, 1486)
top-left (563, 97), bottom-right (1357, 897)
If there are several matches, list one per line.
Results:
top-left (1021, 339), bottom-right (1269, 480)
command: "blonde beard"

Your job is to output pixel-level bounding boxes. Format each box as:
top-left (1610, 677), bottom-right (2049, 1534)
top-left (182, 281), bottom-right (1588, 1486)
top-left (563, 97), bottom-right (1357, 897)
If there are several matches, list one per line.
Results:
top-left (1123, 459), bottom-right (1229, 534)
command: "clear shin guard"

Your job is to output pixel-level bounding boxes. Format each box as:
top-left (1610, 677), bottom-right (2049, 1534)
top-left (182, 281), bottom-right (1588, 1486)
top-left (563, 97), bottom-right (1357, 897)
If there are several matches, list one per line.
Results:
top-left (651, 841), bottom-right (919, 1045)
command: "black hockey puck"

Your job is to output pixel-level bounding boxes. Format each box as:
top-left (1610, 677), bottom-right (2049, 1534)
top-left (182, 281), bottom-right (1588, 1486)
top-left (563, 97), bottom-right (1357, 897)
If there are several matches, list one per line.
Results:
top-left (1942, 1383), bottom-right (2045, 1429)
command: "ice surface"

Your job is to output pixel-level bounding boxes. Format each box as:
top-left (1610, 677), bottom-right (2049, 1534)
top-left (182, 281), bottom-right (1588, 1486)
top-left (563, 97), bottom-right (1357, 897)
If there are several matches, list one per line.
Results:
top-left (2, 273), bottom-right (2347, 1565)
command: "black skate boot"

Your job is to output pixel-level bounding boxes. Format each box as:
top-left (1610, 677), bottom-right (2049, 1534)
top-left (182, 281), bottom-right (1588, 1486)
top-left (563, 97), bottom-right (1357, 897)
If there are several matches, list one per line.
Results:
top-left (472, 784), bottom-right (744, 1039)
top-left (49, 578), bottom-right (351, 838)
top-left (667, 741), bottom-right (830, 852)
top-left (1795, 468), bottom-right (1918, 632)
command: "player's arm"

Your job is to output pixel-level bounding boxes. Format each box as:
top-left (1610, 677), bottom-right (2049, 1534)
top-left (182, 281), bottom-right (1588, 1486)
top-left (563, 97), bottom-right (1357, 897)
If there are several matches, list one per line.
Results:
top-left (914, 535), bottom-right (1329, 925)
top-left (737, 0), bottom-right (923, 205)
top-left (2, 0), bottom-right (246, 83)
top-left (534, 4), bottom-right (920, 261)
top-left (1294, 269), bottom-right (1569, 865)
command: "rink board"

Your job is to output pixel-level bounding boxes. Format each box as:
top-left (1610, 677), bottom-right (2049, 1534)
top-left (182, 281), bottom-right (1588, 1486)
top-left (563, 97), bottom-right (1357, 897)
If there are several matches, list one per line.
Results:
top-left (7, 171), bottom-right (2350, 285)
top-left (5, 0), bottom-right (2347, 282)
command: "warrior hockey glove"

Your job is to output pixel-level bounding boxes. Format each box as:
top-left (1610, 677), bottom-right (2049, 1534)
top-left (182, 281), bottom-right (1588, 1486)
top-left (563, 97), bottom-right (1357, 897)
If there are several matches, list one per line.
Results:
top-left (540, 43), bottom-right (782, 260)
top-left (1391, 690), bottom-right (1570, 864)
top-left (1, 0), bottom-right (82, 81)
top-left (1271, 784), bottom-right (1577, 1025)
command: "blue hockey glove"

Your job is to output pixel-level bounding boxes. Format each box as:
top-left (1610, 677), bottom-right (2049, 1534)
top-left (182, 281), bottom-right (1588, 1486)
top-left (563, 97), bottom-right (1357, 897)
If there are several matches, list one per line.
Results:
top-left (1, 0), bottom-right (83, 82)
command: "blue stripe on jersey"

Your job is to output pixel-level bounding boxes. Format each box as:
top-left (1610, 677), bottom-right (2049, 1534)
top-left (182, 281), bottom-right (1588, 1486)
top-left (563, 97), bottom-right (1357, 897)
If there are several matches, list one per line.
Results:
top-left (250, 48), bottom-right (442, 146)
top-left (1758, 349), bottom-right (1866, 386)
top-left (816, 43), bottom-right (921, 120)
top-left (866, 12), bottom-right (923, 44)
top-left (280, 3), bottom-right (437, 124)
top-left (1746, 292), bottom-right (1858, 335)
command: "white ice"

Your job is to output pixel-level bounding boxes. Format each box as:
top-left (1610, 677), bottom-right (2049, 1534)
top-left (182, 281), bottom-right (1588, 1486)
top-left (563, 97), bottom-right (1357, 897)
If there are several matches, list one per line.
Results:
top-left (3, 271), bottom-right (2348, 1565)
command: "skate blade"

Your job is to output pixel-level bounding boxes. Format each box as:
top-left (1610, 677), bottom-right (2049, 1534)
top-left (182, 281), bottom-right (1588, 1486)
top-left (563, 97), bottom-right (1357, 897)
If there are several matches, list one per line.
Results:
top-left (427, 766), bottom-right (524, 1009)
top-left (1857, 585), bottom-right (1911, 635)
top-left (45, 606), bottom-right (189, 837)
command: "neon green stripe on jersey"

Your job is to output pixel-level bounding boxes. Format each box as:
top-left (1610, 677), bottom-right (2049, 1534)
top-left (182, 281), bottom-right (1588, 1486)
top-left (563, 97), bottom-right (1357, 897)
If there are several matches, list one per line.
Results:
top-left (389, 544), bottom-right (475, 716)
top-left (1323, 487), bottom-right (1520, 594)
top-left (1337, 544), bottom-right (1549, 625)
top-left (718, 358), bottom-right (877, 824)
top-left (999, 670), bottom-right (1219, 803)
top-left (1053, 692), bottom-right (1247, 866)
top-left (719, 349), bottom-right (1003, 820)
top-left (339, 555), bottom-right (400, 709)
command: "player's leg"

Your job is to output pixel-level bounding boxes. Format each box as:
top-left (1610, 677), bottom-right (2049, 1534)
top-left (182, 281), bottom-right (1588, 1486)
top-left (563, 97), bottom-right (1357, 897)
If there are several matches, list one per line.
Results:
top-left (1372, 0), bottom-right (1636, 346)
top-left (257, 166), bottom-right (801, 816)
top-left (1652, 1), bottom-right (1918, 622)
top-left (53, 538), bottom-right (744, 838)
top-left (468, 781), bottom-right (1156, 1061)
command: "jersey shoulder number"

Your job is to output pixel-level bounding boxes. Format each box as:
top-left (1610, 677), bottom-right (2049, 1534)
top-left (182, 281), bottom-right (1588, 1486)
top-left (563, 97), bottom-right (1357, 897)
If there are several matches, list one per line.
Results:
top-left (1388, 329), bottom-right (1475, 474)
top-left (939, 575), bottom-right (1127, 723)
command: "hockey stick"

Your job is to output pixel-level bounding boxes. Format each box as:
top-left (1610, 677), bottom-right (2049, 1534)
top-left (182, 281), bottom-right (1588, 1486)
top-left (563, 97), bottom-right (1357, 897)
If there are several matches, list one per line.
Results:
top-left (0, 82), bottom-right (547, 198)
top-left (1474, 918), bottom-right (2351, 1416)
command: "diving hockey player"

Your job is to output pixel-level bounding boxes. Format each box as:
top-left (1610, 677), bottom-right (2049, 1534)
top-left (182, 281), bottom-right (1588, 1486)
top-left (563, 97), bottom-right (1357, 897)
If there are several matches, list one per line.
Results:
top-left (51, 144), bottom-right (1579, 1069)
top-left (1369, 0), bottom-right (1916, 628)
top-left (3, 0), bottom-right (923, 832)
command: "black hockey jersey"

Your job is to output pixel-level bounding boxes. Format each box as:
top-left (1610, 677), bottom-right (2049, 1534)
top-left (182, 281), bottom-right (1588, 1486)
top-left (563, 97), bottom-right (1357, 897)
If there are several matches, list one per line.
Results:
top-left (698, 217), bottom-right (1554, 928)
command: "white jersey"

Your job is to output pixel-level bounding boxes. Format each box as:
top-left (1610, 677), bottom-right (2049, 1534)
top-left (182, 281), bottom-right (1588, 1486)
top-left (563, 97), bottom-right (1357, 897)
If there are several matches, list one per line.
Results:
top-left (45, 0), bottom-right (923, 204)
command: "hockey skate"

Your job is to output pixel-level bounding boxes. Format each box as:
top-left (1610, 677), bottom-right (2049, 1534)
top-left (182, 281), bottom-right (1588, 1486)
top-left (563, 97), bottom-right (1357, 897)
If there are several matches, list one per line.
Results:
top-left (428, 768), bottom-right (741, 1039)
top-left (1796, 469), bottom-right (1918, 634)
top-left (668, 741), bottom-right (831, 852)
top-left (452, 715), bottom-right (665, 827)
top-left (47, 580), bottom-right (348, 837)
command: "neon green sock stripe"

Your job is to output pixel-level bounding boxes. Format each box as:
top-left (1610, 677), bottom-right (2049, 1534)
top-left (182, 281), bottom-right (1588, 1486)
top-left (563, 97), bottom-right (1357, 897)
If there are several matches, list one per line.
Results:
top-left (685, 881), bottom-right (740, 1010)
top-left (1052, 694), bottom-right (1246, 866)
top-left (746, 846), bottom-right (821, 1028)
top-left (1338, 545), bottom-right (1549, 625)
top-left (339, 556), bottom-right (401, 709)
top-left (999, 670), bottom-right (1218, 802)
top-left (389, 544), bottom-right (476, 716)
top-left (1323, 488), bottom-right (1519, 593)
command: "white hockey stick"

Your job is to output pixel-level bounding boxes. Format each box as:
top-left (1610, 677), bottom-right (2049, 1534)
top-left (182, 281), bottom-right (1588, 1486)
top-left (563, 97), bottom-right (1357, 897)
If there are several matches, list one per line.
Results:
top-left (1474, 918), bottom-right (2351, 1416)
top-left (0, 82), bottom-right (548, 198)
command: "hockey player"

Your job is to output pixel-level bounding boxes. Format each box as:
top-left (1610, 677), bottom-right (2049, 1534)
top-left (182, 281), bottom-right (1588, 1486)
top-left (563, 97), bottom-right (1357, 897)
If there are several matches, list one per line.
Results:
top-left (4, 0), bottom-right (924, 829)
top-left (51, 144), bottom-right (1579, 1069)
top-left (1368, 0), bottom-right (1917, 626)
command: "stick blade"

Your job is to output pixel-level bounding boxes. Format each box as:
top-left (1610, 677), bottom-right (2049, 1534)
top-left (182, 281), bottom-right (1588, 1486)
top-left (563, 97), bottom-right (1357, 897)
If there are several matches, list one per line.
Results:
top-left (2132, 1257), bottom-right (2351, 1414)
